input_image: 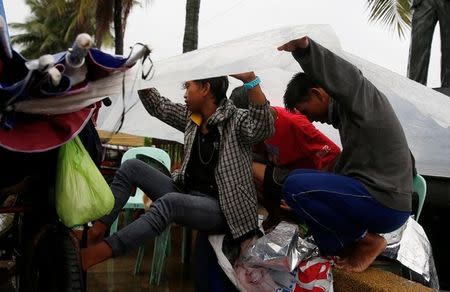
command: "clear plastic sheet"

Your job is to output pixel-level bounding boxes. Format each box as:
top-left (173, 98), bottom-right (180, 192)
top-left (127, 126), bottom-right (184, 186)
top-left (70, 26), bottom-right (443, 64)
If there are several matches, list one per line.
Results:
top-left (95, 24), bottom-right (450, 177)
top-left (381, 217), bottom-right (439, 289)
top-left (19, 25), bottom-right (450, 176)
top-left (239, 222), bottom-right (318, 273)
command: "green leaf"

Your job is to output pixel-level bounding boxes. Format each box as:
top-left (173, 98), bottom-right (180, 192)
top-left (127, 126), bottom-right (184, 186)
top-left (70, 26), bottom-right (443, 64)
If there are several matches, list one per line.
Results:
top-left (366, 0), bottom-right (412, 38)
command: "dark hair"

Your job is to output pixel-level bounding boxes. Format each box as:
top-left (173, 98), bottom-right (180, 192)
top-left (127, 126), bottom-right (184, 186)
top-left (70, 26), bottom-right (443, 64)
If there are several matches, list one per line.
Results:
top-left (283, 72), bottom-right (318, 111)
top-left (194, 76), bottom-right (229, 105)
top-left (229, 86), bottom-right (249, 109)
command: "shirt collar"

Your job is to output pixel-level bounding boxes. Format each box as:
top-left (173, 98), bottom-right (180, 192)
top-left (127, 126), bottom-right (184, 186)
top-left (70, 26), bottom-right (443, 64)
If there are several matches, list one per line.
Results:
top-left (190, 99), bottom-right (232, 127)
top-left (190, 113), bottom-right (202, 126)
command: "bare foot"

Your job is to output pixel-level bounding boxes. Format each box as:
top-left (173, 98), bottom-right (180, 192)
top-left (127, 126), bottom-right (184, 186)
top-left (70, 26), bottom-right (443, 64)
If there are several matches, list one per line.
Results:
top-left (80, 248), bottom-right (90, 271)
top-left (74, 221), bottom-right (107, 247)
top-left (74, 229), bottom-right (104, 246)
top-left (81, 241), bottom-right (113, 271)
top-left (336, 232), bottom-right (387, 272)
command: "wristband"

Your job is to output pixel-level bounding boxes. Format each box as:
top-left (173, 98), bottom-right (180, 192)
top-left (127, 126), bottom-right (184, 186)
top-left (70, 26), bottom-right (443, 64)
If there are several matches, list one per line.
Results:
top-left (243, 76), bottom-right (261, 90)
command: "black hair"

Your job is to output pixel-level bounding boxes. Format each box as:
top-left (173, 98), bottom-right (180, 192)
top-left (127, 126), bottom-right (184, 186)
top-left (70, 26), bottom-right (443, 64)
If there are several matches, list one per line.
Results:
top-left (194, 76), bottom-right (229, 105)
top-left (283, 72), bottom-right (318, 111)
top-left (229, 86), bottom-right (249, 109)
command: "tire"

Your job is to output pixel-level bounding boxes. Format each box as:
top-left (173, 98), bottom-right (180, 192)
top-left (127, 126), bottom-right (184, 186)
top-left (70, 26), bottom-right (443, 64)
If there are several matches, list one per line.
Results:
top-left (19, 224), bottom-right (84, 292)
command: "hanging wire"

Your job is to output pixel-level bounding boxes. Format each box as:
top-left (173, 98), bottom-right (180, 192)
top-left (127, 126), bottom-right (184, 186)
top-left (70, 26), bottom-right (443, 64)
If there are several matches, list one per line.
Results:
top-left (103, 43), bottom-right (155, 144)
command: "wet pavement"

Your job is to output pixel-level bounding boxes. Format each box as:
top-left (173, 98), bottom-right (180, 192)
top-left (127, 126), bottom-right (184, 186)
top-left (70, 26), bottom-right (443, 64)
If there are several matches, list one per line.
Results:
top-left (87, 226), bottom-right (195, 292)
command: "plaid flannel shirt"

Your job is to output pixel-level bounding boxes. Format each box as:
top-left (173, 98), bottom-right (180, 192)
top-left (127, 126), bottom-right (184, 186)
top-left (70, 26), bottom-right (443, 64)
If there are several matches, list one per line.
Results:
top-left (138, 87), bottom-right (274, 238)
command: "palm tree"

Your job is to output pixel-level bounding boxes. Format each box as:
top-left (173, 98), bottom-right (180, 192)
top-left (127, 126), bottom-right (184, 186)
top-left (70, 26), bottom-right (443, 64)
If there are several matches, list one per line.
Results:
top-left (53, 0), bottom-right (141, 54)
top-left (95, 0), bottom-right (141, 55)
top-left (182, 0), bottom-right (200, 53)
top-left (10, 0), bottom-right (98, 58)
top-left (366, 0), bottom-right (412, 38)
top-left (12, 0), bottom-right (144, 58)
top-left (10, 0), bottom-right (114, 59)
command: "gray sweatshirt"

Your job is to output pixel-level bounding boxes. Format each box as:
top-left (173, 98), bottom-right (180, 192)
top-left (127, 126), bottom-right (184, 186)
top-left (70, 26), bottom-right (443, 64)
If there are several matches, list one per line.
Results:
top-left (293, 39), bottom-right (412, 212)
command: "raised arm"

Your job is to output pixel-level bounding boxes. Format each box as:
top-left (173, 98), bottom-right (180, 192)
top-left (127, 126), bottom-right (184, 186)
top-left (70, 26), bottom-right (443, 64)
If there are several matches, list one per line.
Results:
top-left (231, 72), bottom-right (275, 145)
top-left (138, 87), bottom-right (188, 133)
top-left (278, 37), bottom-right (387, 119)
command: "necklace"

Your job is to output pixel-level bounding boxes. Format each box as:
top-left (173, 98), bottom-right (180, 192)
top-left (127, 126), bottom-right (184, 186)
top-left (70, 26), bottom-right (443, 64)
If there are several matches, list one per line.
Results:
top-left (197, 130), bottom-right (217, 165)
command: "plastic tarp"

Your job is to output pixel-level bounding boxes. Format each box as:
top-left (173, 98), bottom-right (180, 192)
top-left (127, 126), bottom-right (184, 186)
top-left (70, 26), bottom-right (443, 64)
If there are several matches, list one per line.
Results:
top-left (46, 24), bottom-right (450, 177)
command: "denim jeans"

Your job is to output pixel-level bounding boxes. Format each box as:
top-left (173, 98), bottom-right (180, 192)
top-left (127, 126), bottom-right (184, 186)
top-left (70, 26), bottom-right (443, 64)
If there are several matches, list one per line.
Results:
top-left (283, 169), bottom-right (410, 255)
top-left (101, 159), bottom-right (227, 256)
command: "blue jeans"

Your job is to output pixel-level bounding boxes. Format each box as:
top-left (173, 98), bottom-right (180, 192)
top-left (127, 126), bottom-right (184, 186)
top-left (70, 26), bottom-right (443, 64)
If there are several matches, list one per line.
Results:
top-left (283, 169), bottom-right (410, 255)
top-left (101, 159), bottom-right (227, 256)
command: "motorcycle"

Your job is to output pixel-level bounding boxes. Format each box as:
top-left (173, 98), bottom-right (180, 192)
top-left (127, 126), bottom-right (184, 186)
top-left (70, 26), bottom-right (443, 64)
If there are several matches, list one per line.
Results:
top-left (0, 30), bottom-right (151, 292)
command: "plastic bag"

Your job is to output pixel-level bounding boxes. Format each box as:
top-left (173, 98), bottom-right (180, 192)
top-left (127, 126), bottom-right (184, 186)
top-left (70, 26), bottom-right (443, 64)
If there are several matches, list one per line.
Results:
top-left (240, 222), bottom-right (318, 273)
top-left (55, 136), bottom-right (114, 227)
top-left (381, 217), bottom-right (439, 290)
top-left (217, 221), bottom-right (323, 291)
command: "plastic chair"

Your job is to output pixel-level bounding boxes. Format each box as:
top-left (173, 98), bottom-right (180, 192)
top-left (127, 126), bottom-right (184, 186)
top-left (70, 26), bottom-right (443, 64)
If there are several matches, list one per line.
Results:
top-left (109, 147), bottom-right (177, 285)
top-left (396, 174), bottom-right (428, 281)
top-left (413, 174), bottom-right (427, 221)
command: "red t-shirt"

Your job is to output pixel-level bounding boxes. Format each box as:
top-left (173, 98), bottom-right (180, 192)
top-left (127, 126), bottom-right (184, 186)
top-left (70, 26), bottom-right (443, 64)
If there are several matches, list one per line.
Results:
top-left (264, 107), bottom-right (340, 171)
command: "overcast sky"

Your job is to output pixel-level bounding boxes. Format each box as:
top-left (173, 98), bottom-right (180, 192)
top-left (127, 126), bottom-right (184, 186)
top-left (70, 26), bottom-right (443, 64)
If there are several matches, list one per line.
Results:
top-left (3, 0), bottom-right (443, 88)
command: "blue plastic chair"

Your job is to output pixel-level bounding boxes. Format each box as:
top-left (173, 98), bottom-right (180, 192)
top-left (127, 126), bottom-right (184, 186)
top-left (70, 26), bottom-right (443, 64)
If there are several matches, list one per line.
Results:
top-left (109, 147), bottom-right (177, 285)
top-left (413, 174), bottom-right (427, 221)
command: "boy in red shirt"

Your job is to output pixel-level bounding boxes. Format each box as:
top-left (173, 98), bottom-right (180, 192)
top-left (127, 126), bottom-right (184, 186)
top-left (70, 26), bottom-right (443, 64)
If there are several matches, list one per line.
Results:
top-left (264, 106), bottom-right (339, 170)
top-left (230, 86), bottom-right (340, 228)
